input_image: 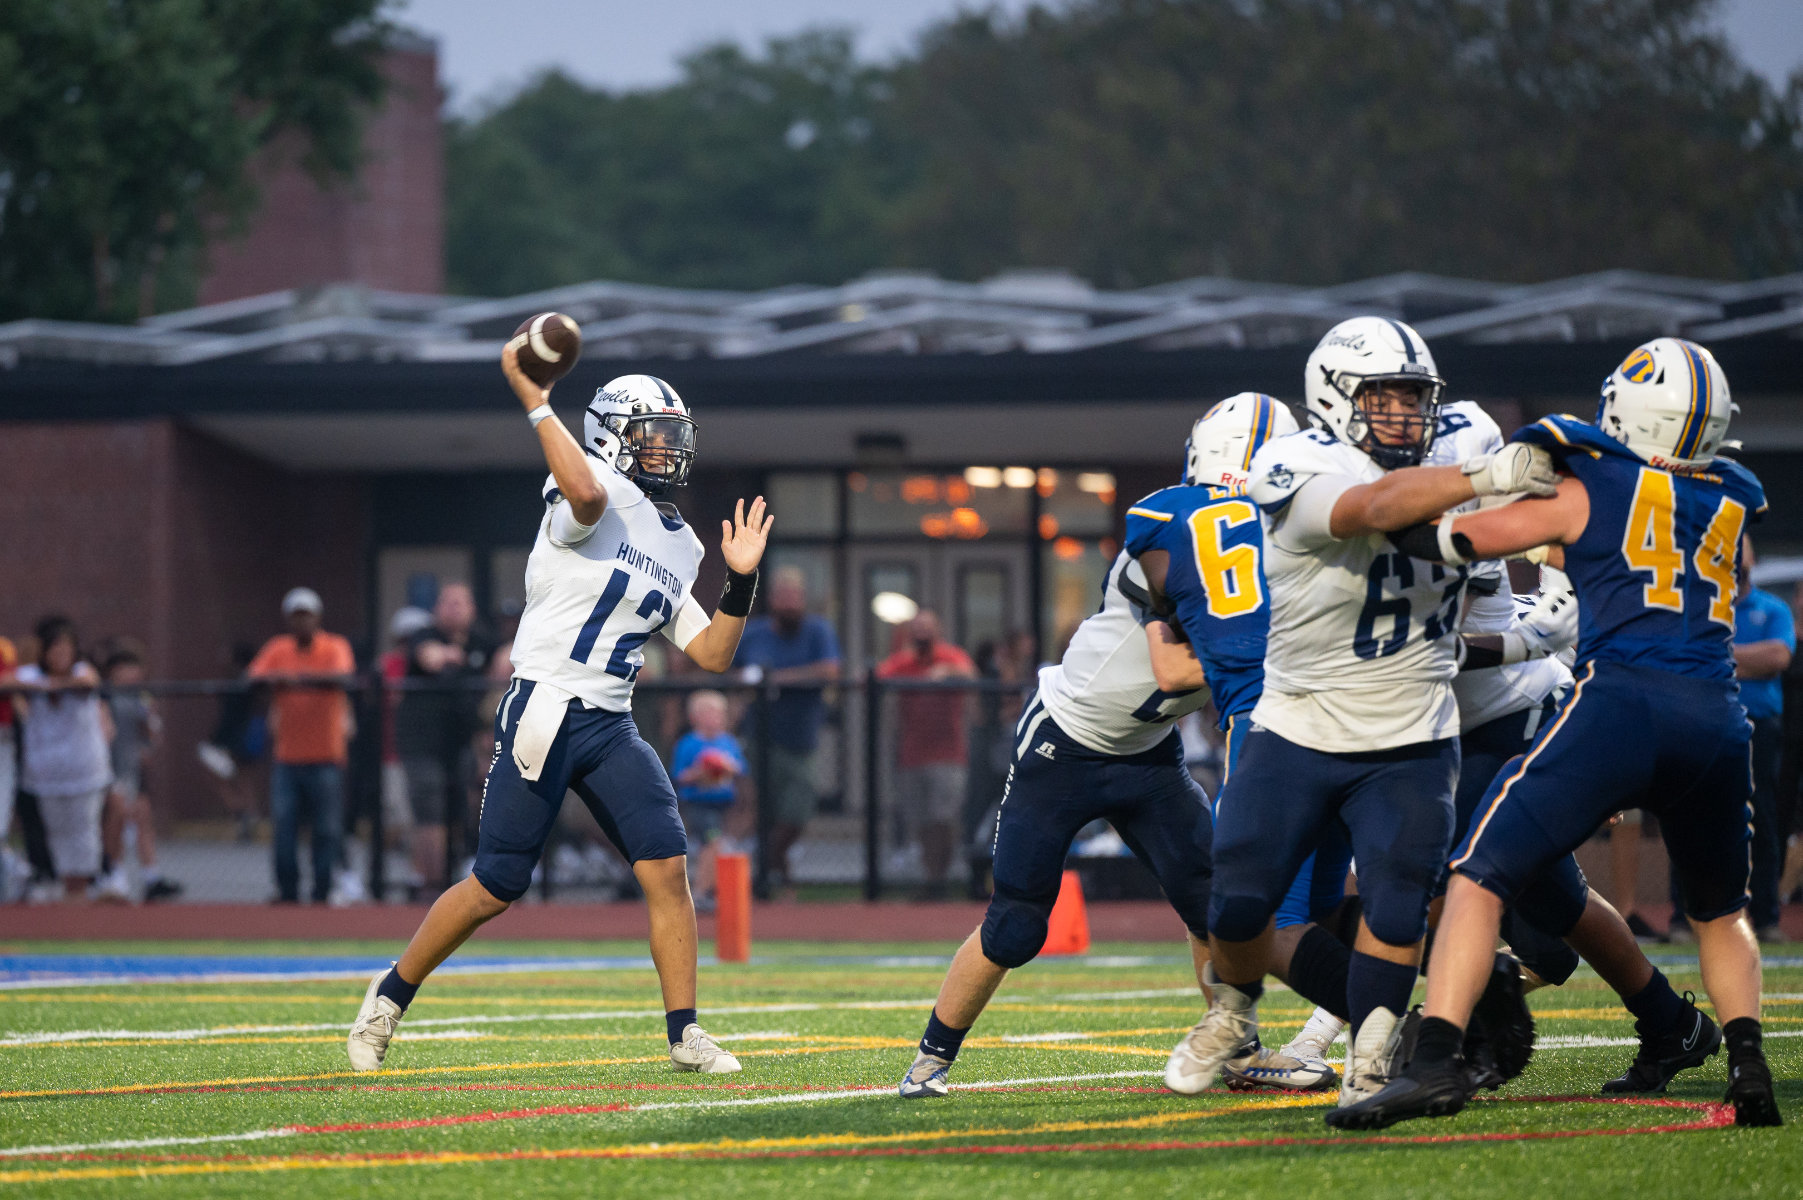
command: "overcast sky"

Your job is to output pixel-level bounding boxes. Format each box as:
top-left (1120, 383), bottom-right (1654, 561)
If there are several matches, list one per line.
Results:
top-left (398, 0), bottom-right (1803, 113)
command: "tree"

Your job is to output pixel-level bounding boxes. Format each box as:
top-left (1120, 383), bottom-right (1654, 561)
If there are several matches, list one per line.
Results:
top-left (884, 0), bottom-right (1803, 286)
top-left (446, 29), bottom-right (902, 295)
top-left (0, 0), bottom-right (389, 322)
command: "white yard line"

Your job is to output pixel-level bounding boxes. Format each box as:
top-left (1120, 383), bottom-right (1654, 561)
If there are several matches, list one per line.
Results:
top-left (0, 1069), bottom-right (1161, 1160)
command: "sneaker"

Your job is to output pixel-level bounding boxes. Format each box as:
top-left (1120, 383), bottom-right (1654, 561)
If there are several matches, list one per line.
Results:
top-left (95, 867), bottom-right (134, 904)
top-left (1164, 969), bottom-right (1259, 1095)
top-left (143, 878), bottom-right (184, 903)
top-left (1325, 1055), bottom-right (1470, 1131)
top-left (347, 967), bottom-right (404, 1071)
top-left (1466, 953), bottom-right (1534, 1087)
top-left (670, 1022), bottom-right (741, 1074)
top-left (1222, 1035), bottom-right (1337, 1092)
top-left (1602, 996), bottom-right (1720, 1093)
top-left (1339, 1007), bottom-right (1405, 1107)
top-left (1726, 1056), bottom-right (1784, 1127)
top-left (899, 1049), bottom-right (953, 1098)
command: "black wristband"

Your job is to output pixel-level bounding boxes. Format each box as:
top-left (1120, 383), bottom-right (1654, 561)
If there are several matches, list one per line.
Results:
top-left (718, 567), bottom-right (759, 618)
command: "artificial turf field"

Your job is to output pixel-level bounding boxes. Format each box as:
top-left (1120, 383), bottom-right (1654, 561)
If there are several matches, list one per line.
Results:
top-left (2, 939), bottom-right (1801, 1198)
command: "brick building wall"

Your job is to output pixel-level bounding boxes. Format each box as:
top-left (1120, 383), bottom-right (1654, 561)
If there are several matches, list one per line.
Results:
top-left (199, 41), bottom-right (445, 304)
top-left (0, 420), bottom-right (370, 821)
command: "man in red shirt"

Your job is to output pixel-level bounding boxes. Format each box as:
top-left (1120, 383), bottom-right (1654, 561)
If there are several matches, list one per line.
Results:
top-left (248, 588), bottom-right (356, 904)
top-left (877, 611), bottom-right (977, 895)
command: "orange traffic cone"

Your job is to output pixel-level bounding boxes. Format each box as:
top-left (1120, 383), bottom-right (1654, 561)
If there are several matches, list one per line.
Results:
top-left (1041, 869), bottom-right (1091, 956)
top-left (715, 853), bottom-right (752, 963)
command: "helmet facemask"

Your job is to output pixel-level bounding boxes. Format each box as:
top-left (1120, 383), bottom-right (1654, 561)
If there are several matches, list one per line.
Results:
top-left (606, 411), bottom-right (697, 494)
top-left (1328, 369), bottom-right (1445, 469)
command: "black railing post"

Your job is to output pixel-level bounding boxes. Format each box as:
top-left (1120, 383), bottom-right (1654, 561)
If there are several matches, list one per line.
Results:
top-left (864, 668), bottom-right (882, 902)
top-left (753, 681), bottom-right (774, 898)
top-left (367, 673), bottom-right (386, 903)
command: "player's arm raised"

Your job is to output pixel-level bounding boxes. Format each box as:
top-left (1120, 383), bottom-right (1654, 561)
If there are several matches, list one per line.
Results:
top-left (1327, 443), bottom-right (1560, 538)
top-left (676, 497), bottom-right (775, 673)
top-left (503, 342), bottom-right (606, 526)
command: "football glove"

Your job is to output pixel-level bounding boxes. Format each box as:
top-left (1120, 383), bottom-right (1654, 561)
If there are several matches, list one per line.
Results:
top-left (1499, 586), bottom-right (1579, 663)
top-left (1462, 444), bottom-right (1559, 498)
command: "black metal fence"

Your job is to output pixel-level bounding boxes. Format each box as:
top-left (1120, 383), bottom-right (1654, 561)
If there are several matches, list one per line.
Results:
top-left (3, 673), bottom-right (1110, 904)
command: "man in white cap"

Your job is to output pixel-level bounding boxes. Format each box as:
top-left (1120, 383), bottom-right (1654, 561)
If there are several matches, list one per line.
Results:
top-left (247, 588), bottom-right (356, 903)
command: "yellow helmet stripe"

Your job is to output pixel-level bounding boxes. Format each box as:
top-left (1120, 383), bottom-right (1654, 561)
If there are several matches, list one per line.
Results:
top-left (1674, 341), bottom-right (1710, 460)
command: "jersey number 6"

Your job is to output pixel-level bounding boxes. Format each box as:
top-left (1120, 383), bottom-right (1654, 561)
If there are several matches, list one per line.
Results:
top-left (1187, 500), bottom-right (1264, 618)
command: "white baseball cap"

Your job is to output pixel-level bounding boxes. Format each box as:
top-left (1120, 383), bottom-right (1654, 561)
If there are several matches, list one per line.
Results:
top-left (282, 587), bottom-right (324, 616)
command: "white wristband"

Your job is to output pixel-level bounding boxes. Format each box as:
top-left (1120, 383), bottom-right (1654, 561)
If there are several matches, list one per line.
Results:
top-left (1436, 517), bottom-right (1468, 567)
top-left (528, 405), bottom-right (556, 428)
top-left (1497, 631), bottom-right (1532, 665)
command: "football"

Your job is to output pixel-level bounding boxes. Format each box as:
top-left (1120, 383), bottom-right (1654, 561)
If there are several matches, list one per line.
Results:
top-left (508, 311), bottom-right (582, 387)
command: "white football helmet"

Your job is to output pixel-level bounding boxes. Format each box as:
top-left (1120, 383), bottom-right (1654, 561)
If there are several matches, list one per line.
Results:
top-left (583, 374), bottom-right (697, 493)
top-left (1184, 392), bottom-right (1301, 490)
top-left (1303, 317), bottom-right (1446, 469)
top-left (1597, 337), bottom-right (1734, 470)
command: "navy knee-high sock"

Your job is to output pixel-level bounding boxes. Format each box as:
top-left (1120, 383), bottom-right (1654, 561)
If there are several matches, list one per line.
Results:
top-left (1347, 950), bottom-right (1417, 1033)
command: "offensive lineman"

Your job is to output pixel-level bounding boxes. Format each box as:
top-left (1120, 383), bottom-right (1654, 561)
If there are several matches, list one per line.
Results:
top-left (1334, 338), bottom-right (1783, 1129)
top-left (347, 345), bottom-right (772, 1074)
top-left (1161, 317), bottom-right (1559, 1110)
top-left (895, 396), bottom-right (1296, 1098)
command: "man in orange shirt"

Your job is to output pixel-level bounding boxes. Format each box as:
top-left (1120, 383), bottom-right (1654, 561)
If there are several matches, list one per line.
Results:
top-left (249, 588), bottom-right (356, 904)
top-left (877, 611), bottom-right (977, 896)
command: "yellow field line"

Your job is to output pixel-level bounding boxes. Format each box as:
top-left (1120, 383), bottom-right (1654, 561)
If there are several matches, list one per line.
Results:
top-left (0, 1095), bottom-right (1320, 1184)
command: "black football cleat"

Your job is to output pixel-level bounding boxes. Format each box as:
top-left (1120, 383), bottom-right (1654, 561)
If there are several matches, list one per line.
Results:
top-left (1325, 1057), bottom-right (1470, 1131)
top-left (1726, 1058), bottom-right (1783, 1127)
top-left (1601, 996), bottom-right (1721, 1094)
top-left (1466, 953), bottom-right (1534, 1086)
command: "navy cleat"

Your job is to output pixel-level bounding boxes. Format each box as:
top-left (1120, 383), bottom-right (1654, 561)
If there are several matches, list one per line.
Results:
top-left (1601, 994), bottom-right (1720, 1094)
top-left (1324, 1056), bottom-right (1470, 1131)
top-left (1726, 1057), bottom-right (1783, 1127)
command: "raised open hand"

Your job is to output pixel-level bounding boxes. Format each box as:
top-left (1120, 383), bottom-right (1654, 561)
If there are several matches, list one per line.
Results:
top-left (721, 496), bottom-right (773, 575)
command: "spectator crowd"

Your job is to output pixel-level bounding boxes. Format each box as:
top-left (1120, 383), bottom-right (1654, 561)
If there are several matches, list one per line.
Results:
top-left (4, 547), bottom-right (1802, 923)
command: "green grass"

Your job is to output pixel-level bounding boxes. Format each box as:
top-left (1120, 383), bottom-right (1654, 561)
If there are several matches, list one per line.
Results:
top-left (2, 940), bottom-right (1801, 1198)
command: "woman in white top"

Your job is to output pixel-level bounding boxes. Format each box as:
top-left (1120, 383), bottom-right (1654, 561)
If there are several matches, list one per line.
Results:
top-left (15, 617), bottom-right (112, 899)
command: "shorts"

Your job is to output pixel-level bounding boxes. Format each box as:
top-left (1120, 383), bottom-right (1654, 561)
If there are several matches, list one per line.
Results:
top-left (1454, 661), bottom-right (1753, 923)
top-left (38, 788), bottom-right (105, 879)
top-left (474, 681), bottom-right (687, 903)
top-left (404, 749), bottom-right (474, 825)
top-left (897, 763), bottom-right (967, 824)
top-left (760, 743), bottom-right (818, 827)
top-left (680, 802), bottom-right (729, 846)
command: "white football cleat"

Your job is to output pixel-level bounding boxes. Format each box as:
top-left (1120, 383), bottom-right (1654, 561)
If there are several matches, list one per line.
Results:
top-left (1222, 1036), bottom-right (1337, 1093)
top-left (670, 1023), bottom-right (741, 1074)
top-left (1165, 968), bottom-right (1260, 1095)
top-left (898, 1050), bottom-right (953, 1098)
top-left (347, 967), bottom-right (404, 1071)
top-left (1338, 1006), bottom-right (1404, 1107)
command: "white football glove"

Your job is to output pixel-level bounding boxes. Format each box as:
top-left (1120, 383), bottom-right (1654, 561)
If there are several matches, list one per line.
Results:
top-left (1501, 586), bottom-right (1579, 662)
top-left (1462, 444), bottom-right (1559, 498)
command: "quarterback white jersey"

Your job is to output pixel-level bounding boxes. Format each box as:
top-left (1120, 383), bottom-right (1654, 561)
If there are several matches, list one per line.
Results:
top-left (508, 464), bottom-right (706, 712)
top-left (1246, 409), bottom-right (1497, 753)
top-left (1036, 551), bottom-right (1212, 756)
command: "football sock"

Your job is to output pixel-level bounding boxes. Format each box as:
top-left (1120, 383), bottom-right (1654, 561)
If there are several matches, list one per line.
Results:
top-left (1411, 1016), bottom-right (1465, 1067)
top-left (1347, 951), bottom-right (1416, 1033)
top-left (376, 966), bottom-right (419, 1012)
top-left (666, 1008), bottom-right (698, 1045)
top-left (1285, 924), bottom-right (1351, 1021)
top-left (920, 1010), bottom-right (970, 1062)
top-left (1723, 1017), bottom-right (1765, 1067)
top-left (1620, 969), bottom-right (1686, 1037)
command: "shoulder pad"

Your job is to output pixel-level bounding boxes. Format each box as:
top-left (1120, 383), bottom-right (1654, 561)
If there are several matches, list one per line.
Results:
top-left (1248, 430), bottom-right (1358, 512)
top-left (1511, 414), bottom-right (1627, 465)
top-left (1708, 456), bottom-right (1767, 518)
top-left (542, 472), bottom-right (561, 507)
top-left (1125, 487), bottom-right (1182, 554)
top-left (1428, 401), bottom-right (1503, 464)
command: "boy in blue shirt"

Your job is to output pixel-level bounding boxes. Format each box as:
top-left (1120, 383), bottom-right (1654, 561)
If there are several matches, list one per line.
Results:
top-left (672, 690), bottom-right (746, 909)
top-left (1731, 537), bottom-right (1795, 940)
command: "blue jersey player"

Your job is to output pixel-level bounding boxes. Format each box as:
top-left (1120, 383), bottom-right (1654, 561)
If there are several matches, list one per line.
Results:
top-left (347, 343), bottom-right (774, 1076)
top-left (894, 395), bottom-right (1293, 1099)
top-left (1336, 337), bottom-right (1783, 1130)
